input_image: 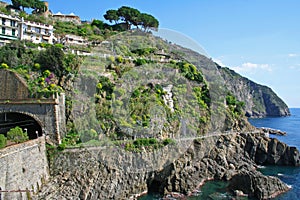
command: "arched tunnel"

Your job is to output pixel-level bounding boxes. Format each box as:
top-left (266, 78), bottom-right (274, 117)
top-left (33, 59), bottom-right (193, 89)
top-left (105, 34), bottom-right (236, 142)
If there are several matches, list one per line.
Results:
top-left (0, 112), bottom-right (43, 140)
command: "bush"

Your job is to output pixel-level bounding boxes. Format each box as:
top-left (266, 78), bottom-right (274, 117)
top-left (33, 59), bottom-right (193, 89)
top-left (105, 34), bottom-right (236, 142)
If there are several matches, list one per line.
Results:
top-left (0, 134), bottom-right (7, 148)
top-left (34, 63), bottom-right (41, 70)
top-left (57, 143), bottom-right (66, 151)
top-left (80, 129), bottom-right (98, 143)
top-left (134, 58), bottom-right (148, 66)
top-left (116, 56), bottom-right (124, 63)
top-left (7, 126), bottom-right (29, 143)
top-left (162, 138), bottom-right (176, 146)
top-left (148, 138), bottom-right (158, 145)
top-left (1, 63), bottom-right (9, 69)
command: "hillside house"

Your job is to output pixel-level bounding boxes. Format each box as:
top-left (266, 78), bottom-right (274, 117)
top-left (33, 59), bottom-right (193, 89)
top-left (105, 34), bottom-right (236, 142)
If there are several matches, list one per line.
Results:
top-left (52, 12), bottom-right (81, 24)
top-left (62, 34), bottom-right (87, 46)
top-left (0, 12), bottom-right (56, 45)
top-left (0, 13), bottom-right (19, 45)
top-left (19, 18), bottom-right (56, 44)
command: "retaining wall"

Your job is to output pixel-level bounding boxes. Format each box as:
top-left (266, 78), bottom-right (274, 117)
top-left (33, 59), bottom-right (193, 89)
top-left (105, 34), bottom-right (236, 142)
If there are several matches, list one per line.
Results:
top-left (0, 137), bottom-right (49, 200)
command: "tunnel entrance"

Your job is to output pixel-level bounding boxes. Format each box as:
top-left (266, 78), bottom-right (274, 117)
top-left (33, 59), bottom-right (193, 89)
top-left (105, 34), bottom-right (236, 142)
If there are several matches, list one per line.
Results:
top-left (0, 112), bottom-right (43, 139)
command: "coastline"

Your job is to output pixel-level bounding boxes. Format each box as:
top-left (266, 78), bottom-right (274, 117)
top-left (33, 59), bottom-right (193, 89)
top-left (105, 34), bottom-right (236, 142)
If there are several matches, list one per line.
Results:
top-left (135, 130), bottom-right (299, 200)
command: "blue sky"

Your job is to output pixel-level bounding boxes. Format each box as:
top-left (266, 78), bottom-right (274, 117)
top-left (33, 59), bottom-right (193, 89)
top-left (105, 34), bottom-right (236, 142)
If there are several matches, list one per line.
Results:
top-left (3, 0), bottom-right (300, 107)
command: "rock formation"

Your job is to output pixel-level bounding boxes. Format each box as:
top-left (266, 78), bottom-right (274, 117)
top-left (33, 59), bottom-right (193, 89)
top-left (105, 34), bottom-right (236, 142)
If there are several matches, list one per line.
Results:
top-left (32, 32), bottom-right (296, 200)
top-left (34, 132), bottom-right (299, 200)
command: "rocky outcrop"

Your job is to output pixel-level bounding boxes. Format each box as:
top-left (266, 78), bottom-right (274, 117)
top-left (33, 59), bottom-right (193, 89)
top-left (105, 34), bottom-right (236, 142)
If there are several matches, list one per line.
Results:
top-left (34, 133), bottom-right (299, 200)
top-left (258, 127), bottom-right (287, 135)
top-left (218, 66), bottom-right (290, 118)
top-left (243, 132), bottom-right (300, 166)
top-left (229, 169), bottom-right (290, 199)
top-left (148, 133), bottom-right (299, 199)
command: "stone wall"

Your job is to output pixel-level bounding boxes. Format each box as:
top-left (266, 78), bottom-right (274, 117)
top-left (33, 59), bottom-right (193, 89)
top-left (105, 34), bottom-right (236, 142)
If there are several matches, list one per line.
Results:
top-left (0, 137), bottom-right (49, 200)
top-left (0, 70), bottom-right (29, 100)
top-left (0, 69), bottom-right (66, 143)
top-left (0, 99), bottom-right (66, 143)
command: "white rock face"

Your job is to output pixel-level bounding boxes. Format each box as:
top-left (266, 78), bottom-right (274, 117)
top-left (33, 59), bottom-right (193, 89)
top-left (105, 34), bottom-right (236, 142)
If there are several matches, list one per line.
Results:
top-left (162, 85), bottom-right (174, 112)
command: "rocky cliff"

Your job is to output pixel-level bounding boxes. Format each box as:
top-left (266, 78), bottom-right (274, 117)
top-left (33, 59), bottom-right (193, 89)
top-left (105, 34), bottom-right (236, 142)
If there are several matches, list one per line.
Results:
top-left (149, 36), bottom-right (290, 118)
top-left (34, 132), bottom-right (300, 200)
top-left (218, 66), bottom-right (290, 117)
top-left (33, 31), bottom-right (296, 200)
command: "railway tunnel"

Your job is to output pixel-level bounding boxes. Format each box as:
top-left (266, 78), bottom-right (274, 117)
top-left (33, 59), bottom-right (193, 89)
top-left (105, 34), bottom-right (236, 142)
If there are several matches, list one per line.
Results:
top-left (0, 112), bottom-right (43, 139)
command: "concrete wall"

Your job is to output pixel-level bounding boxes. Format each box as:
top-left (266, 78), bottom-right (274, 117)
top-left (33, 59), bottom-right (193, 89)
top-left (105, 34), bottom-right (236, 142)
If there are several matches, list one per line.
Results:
top-left (0, 136), bottom-right (49, 200)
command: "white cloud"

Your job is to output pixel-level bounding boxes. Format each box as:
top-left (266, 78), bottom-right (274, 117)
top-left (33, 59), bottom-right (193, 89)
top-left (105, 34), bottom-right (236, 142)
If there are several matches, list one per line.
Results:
top-left (231, 62), bottom-right (272, 74)
top-left (213, 58), bottom-right (226, 67)
top-left (288, 53), bottom-right (298, 57)
top-left (289, 64), bottom-right (300, 70)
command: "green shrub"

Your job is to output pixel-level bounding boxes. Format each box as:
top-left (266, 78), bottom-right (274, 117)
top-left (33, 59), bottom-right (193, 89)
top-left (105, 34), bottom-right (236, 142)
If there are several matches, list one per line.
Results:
top-left (57, 143), bottom-right (66, 151)
top-left (148, 138), bottom-right (158, 145)
top-left (0, 134), bottom-right (7, 148)
top-left (108, 56), bottom-right (115, 63)
top-left (116, 56), bottom-right (124, 63)
top-left (7, 126), bottom-right (29, 143)
top-left (1, 63), bottom-right (9, 69)
top-left (134, 58), bottom-right (147, 66)
top-left (162, 138), bottom-right (176, 146)
top-left (43, 70), bottom-right (51, 77)
top-left (54, 43), bottom-right (64, 49)
top-left (34, 63), bottom-right (41, 70)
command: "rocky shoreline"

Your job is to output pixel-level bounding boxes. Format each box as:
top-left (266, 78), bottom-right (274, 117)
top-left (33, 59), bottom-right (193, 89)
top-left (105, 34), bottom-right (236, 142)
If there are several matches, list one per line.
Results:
top-left (34, 131), bottom-right (300, 200)
top-left (258, 127), bottom-right (287, 136)
top-left (148, 132), bottom-right (299, 199)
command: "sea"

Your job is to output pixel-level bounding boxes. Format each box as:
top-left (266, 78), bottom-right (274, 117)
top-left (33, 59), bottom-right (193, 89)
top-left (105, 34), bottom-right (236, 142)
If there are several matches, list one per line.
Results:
top-left (139, 108), bottom-right (300, 200)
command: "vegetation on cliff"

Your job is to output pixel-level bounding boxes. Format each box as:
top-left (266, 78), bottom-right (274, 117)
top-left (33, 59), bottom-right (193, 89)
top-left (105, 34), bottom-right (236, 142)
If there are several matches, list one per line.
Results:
top-left (0, 40), bottom-right (82, 98)
top-left (73, 35), bottom-right (212, 149)
top-left (0, 3), bottom-right (296, 200)
top-left (219, 66), bottom-right (290, 117)
top-left (0, 2), bottom-right (289, 148)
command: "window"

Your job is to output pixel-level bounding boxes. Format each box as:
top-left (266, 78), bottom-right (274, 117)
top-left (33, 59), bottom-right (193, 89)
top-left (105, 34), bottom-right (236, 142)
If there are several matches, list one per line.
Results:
top-left (10, 20), bottom-right (16, 27)
top-left (2, 19), bottom-right (5, 25)
top-left (12, 29), bottom-right (15, 36)
top-left (1, 27), bottom-right (5, 35)
top-left (36, 27), bottom-right (41, 33)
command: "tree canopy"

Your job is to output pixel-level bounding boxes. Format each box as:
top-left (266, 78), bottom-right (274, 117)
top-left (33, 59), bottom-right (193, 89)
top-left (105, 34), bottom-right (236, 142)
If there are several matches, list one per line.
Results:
top-left (12, 0), bottom-right (46, 12)
top-left (104, 9), bottom-right (119, 24)
top-left (103, 6), bottom-right (159, 31)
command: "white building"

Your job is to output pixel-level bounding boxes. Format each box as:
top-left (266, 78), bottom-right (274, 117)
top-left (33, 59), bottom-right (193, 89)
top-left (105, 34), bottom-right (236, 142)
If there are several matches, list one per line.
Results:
top-left (52, 12), bottom-right (81, 24)
top-left (0, 12), bottom-right (56, 45)
top-left (0, 13), bottom-right (19, 45)
top-left (62, 34), bottom-right (87, 46)
top-left (19, 18), bottom-right (55, 44)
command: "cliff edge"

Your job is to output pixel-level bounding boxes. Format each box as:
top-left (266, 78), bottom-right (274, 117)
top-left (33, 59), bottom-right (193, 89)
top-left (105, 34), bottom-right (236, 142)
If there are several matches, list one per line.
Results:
top-left (218, 66), bottom-right (290, 117)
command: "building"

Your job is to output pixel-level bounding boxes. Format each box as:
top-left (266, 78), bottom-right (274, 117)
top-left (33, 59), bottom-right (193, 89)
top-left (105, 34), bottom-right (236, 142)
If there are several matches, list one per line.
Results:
top-left (0, 13), bottom-right (19, 45)
top-left (62, 34), bottom-right (87, 46)
top-left (19, 18), bottom-right (56, 44)
top-left (0, 12), bottom-right (56, 45)
top-left (52, 12), bottom-right (81, 24)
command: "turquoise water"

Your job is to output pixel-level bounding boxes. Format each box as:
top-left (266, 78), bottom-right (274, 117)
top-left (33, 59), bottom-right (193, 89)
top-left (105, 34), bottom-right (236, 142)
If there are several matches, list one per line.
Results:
top-left (139, 108), bottom-right (300, 199)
